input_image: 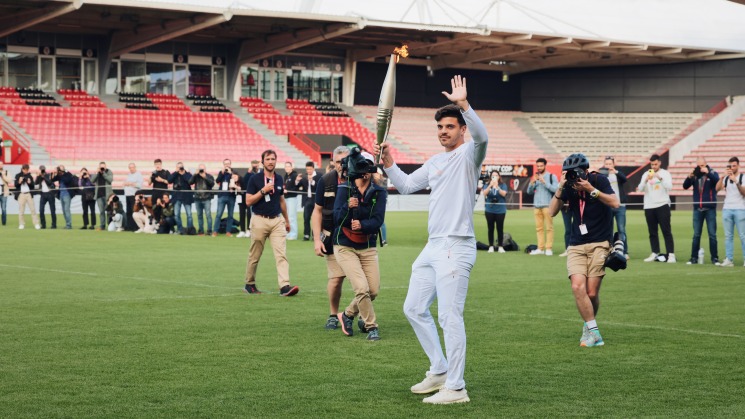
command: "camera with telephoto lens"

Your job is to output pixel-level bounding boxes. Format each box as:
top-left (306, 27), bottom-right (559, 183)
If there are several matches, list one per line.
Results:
top-left (340, 146), bottom-right (377, 180)
top-left (604, 232), bottom-right (627, 272)
top-left (564, 167), bottom-right (588, 188)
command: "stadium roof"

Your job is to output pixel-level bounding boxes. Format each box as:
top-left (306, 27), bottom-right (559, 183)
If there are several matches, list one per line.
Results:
top-left (3, 0), bottom-right (745, 74)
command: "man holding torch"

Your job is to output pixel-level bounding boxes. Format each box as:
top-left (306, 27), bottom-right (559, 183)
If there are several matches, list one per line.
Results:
top-left (374, 75), bottom-right (488, 404)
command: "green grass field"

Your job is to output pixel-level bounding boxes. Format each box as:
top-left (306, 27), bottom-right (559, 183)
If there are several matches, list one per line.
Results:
top-left (1, 209), bottom-right (743, 418)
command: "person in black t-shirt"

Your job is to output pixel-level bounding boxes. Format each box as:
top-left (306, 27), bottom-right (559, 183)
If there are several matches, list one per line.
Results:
top-left (150, 158), bottom-right (170, 204)
top-left (243, 150), bottom-right (299, 297)
top-left (549, 153), bottom-right (619, 348)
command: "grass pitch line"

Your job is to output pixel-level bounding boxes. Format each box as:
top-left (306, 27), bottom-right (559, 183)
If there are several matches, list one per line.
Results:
top-left (0, 263), bottom-right (236, 291)
top-left (499, 312), bottom-right (744, 339)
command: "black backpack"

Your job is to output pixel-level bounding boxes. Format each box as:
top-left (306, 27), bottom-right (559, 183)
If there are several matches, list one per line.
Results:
top-left (502, 232), bottom-right (520, 251)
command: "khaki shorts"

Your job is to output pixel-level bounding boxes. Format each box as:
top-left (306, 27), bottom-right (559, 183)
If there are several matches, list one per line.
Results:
top-left (567, 241), bottom-right (610, 278)
top-left (325, 253), bottom-right (345, 279)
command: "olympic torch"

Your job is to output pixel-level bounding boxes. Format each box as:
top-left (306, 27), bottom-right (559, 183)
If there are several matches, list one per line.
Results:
top-left (375, 45), bottom-right (408, 164)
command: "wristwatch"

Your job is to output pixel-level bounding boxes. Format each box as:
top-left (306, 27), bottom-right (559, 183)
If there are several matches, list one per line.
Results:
top-left (260, 190), bottom-right (266, 196)
top-left (590, 189), bottom-right (600, 199)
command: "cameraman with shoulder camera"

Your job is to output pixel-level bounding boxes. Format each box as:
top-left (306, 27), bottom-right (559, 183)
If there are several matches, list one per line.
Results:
top-left (243, 150), bottom-right (299, 297)
top-left (34, 165), bottom-right (57, 229)
top-left (168, 162), bottom-right (194, 235)
top-left (311, 146), bottom-right (350, 329)
top-left (482, 170), bottom-right (508, 253)
top-left (682, 157), bottom-right (720, 265)
top-left (333, 150), bottom-right (387, 341)
top-left (550, 153), bottom-right (619, 348)
top-left (90, 161), bottom-right (113, 231)
top-left (51, 164), bottom-right (77, 229)
top-left (189, 164), bottom-right (215, 235)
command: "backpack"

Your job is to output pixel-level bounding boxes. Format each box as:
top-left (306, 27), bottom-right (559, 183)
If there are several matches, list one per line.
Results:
top-left (724, 173), bottom-right (744, 187)
top-left (524, 244), bottom-right (538, 254)
top-left (502, 232), bottom-right (519, 251)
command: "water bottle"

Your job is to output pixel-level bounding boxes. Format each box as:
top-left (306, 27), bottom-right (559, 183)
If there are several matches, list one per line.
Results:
top-left (698, 248), bottom-right (704, 264)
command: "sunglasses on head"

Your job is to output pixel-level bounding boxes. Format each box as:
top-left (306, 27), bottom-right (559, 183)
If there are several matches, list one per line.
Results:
top-left (605, 156), bottom-right (614, 161)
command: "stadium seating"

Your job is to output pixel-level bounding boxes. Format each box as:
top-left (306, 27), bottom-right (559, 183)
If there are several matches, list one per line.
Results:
top-left (355, 106), bottom-right (549, 164)
top-left (60, 90), bottom-right (107, 108)
top-left (241, 98), bottom-right (419, 163)
top-left (527, 113), bottom-right (702, 167)
top-left (0, 104), bottom-right (291, 165)
top-left (668, 114), bottom-right (745, 195)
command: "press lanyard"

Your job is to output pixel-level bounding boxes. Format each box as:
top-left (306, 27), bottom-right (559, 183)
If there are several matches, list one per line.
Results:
top-left (579, 192), bottom-right (586, 225)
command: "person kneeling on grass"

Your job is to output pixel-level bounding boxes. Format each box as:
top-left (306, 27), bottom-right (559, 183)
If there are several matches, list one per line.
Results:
top-left (333, 151), bottom-right (387, 341)
top-left (106, 193), bottom-right (125, 232)
top-left (549, 153), bottom-right (619, 347)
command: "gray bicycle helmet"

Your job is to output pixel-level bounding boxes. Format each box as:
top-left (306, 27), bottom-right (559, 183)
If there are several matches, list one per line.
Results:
top-left (562, 153), bottom-right (590, 171)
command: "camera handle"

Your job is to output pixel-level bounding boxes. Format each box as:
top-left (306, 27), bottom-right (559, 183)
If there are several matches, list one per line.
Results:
top-left (350, 183), bottom-right (361, 221)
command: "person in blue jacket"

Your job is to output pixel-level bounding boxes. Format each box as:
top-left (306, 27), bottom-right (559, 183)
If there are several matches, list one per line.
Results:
top-left (682, 157), bottom-right (720, 264)
top-left (333, 151), bottom-right (387, 341)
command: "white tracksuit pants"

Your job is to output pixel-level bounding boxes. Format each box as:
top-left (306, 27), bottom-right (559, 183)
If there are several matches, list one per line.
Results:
top-left (403, 236), bottom-right (476, 390)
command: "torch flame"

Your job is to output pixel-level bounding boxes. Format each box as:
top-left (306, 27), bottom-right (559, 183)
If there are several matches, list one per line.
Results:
top-left (393, 44), bottom-right (409, 62)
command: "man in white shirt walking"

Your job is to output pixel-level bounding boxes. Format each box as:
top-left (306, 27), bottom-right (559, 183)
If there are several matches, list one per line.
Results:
top-left (374, 75), bottom-right (487, 405)
top-left (637, 154), bottom-right (676, 263)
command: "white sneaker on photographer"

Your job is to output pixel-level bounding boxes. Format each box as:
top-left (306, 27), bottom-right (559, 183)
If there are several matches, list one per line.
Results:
top-left (719, 258), bottom-right (734, 267)
top-left (545, 249), bottom-right (553, 256)
top-left (236, 231), bottom-right (246, 238)
top-left (488, 246), bottom-right (494, 253)
top-left (529, 249), bottom-right (545, 255)
top-left (643, 253), bottom-right (658, 262)
top-left (667, 253), bottom-right (677, 263)
top-left (498, 247), bottom-right (506, 253)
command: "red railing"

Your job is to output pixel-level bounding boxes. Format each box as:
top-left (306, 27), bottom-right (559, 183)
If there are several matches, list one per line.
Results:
top-left (288, 133), bottom-right (321, 165)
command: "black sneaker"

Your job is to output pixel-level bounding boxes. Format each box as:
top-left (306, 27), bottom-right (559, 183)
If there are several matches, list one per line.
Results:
top-left (88, 225), bottom-right (95, 230)
top-left (366, 328), bottom-right (380, 341)
top-left (337, 312), bottom-right (354, 336)
top-left (80, 226), bottom-right (88, 230)
top-left (686, 258), bottom-right (697, 265)
top-left (325, 316), bottom-right (339, 330)
top-left (244, 284), bottom-right (262, 294)
top-left (358, 317), bottom-right (368, 334)
top-left (303, 235), bottom-right (310, 241)
top-left (279, 285), bottom-right (299, 297)
top-left (712, 257), bottom-right (720, 265)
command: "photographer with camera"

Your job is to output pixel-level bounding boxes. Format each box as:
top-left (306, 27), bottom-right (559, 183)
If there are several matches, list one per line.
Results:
top-left (244, 150), bottom-right (299, 297)
top-left (78, 168), bottom-right (97, 230)
top-left (637, 154), bottom-right (676, 263)
top-left (302, 162), bottom-right (321, 241)
top-left (481, 170), bottom-right (508, 253)
top-left (132, 193), bottom-right (155, 233)
top-left (50, 164), bottom-right (77, 229)
top-left (14, 164), bottom-right (40, 230)
top-left (189, 164), bottom-right (215, 236)
top-left (715, 156), bottom-right (745, 267)
top-left (34, 165), bottom-right (57, 229)
top-left (213, 158), bottom-right (237, 237)
top-left (333, 149), bottom-right (387, 341)
top-left (153, 194), bottom-right (176, 234)
top-left (311, 146), bottom-right (350, 329)
top-left (150, 159), bottom-right (170, 203)
top-left (168, 162), bottom-right (194, 235)
top-left (549, 153), bottom-right (619, 348)
top-left (527, 157), bottom-right (559, 256)
top-left (683, 157), bottom-right (720, 265)
top-left (90, 161), bottom-right (113, 231)
top-left (106, 193), bottom-right (125, 232)
top-left (237, 161), bottom-right (260, 238)
top-left (0, 162), bottom-right (10, 226)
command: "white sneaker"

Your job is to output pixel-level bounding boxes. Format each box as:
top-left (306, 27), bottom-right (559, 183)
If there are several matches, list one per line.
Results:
top-left (667, 253), bottom-right (677, 263)
top-left (19, 225), bottom-right (25, 230)
top-left (245, 231), bottom-right (251, 238)
top-left (488, 246), bottom-right (494, 253)
top-left (559, 251), bottom-right (568, 257)
top-left (498, 247), bottom-right (505, 253)
top-left (422, 388), bottom-right (470, 405)
top-left (35, 224), bottom-right (41, 230)
top-left (529, 249), bottom-right (545, 256)
top-left (719, 258), bottom-right (734, 267)
top-left (545, 249), bottom-right (553, 256)
top-left (643, 253), bottom-right (658, 262)
top-left (135, 229), bottom-right (143, 234)
top-left (236, 231), bottom-right (246, 238)
top-left (116, 228), bottom-right (124, 232)
top-left (410, 372), bottom-right (446, 394)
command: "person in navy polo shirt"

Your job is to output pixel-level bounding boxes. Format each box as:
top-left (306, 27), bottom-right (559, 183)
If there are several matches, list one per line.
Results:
top-left (549, 153), bottom-right (619, 348)
top-left (243, 149), bottom-right (299, 296)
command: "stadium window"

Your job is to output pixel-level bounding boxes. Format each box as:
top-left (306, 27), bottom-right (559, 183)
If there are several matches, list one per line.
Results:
top-left (332, 72), bottom-right (343, 103)
top-left (39, 56), bottom-right (54, 92)
top-left (146, 62), bottom-right (172, 94)
top-left (213, 66), bottom-right (226, 100)
top-left (240, 66), bottom-right (259, 98)
top-left (56, 57), bottom-right (81, 91)
top-left (0, 53), bottom-right (6, 86)
top-left (7, 53), bottom-right (37, 89)
top-left (188, 65), bottom-right (211, 97)
top-left (121, 61), bottom-right (146, 94)
top-left (105, 61), bottom-right (119, 95)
